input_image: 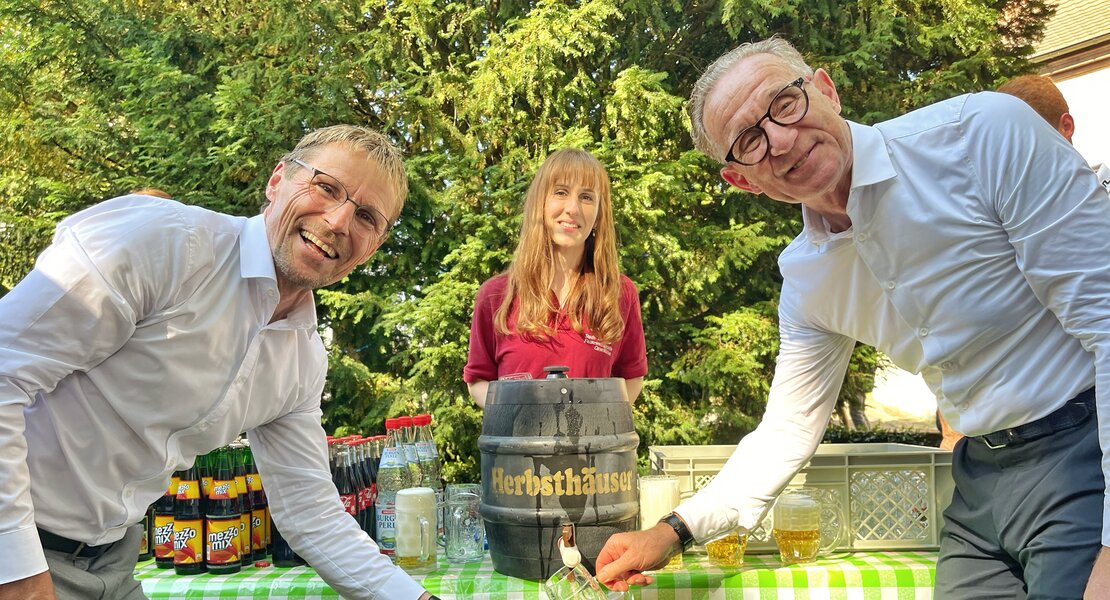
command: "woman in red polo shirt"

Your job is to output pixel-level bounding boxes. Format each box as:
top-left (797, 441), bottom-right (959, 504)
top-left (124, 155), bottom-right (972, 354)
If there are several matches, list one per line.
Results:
top-left (464, 149), bottom-right (647, 408)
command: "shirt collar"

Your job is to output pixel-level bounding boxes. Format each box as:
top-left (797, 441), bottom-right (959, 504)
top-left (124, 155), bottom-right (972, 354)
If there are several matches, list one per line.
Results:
top-left (239, 214), bottom-right (318, 328)
top-left (802, 121), bottom-right (897, 246)
top-left (240, 215), bottom-right (277, 281)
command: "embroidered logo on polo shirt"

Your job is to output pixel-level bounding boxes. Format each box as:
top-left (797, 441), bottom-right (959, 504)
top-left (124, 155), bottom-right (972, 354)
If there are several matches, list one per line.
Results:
top-left (499, 372), bottom-right (533, 380)
top-left (584, 333), bottom-right (613, 356)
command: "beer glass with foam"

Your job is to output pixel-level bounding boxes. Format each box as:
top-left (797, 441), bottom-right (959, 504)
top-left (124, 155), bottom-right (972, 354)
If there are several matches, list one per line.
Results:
top-left (395, 487), bottom-right (438, 573)
top-left (771, 487), bottom-right (843, 565)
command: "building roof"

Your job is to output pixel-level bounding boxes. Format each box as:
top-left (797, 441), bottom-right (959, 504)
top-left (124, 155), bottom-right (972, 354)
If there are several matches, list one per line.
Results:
top-left (1032, 0), bottom-right (1110, 59)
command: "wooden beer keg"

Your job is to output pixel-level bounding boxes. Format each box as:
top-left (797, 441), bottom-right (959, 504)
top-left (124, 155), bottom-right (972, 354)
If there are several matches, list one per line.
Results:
top-left (479, 366), bottom-right (639, 580)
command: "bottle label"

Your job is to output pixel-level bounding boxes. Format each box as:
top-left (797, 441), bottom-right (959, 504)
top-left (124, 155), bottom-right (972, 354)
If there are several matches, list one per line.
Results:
top-left (251, 509), bottom-right (268, 554)
top-left (358, 487), bottom-right (372, 511)
top-left (205, 517), bottom-right (241, 566)
top-left (375, 502), bottom-right (396, 554)
top-left (173, 518), bottom-right (203, 565)
top-left (246, 473), bottom-right (264, 493)
top-left (239, 512), bottom-right (250, 559)
top-left (415, 441), bottom-right (434, 461)
top-left (176, 480), bottom-right (200, 501)
top-left (403, 444), bottom-right (420, 465)
top-left (154, 515), bottom-right (175, 560)
top-left (340, 493), bottom-right (357, 517)
top-left (208, 479), bottom-right (237, 500)
top-left (139, 516), bottom-right (150, 554)
top-left (379, 446), bottom-right (403, 469)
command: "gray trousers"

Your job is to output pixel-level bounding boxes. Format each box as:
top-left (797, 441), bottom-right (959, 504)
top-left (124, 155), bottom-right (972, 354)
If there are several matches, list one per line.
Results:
top-left (43, 524), bottom-right (147, 600)
top-left (936, 413), bottom-right (1103, 599)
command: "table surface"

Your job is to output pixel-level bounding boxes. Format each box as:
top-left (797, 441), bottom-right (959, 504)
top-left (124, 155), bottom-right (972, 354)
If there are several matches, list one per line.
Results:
top-left (136, 550), bottom-right (937, 599)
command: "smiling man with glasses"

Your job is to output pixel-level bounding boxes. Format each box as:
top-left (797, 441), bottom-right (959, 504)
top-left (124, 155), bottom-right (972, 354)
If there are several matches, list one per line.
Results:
top-left (0, 125), bottom-right (440, 600)
top-left (596, 37), bottom-right (1110, 599)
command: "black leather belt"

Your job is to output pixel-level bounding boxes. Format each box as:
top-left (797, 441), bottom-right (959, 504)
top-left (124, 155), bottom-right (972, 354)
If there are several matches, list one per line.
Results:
top-left (38, 527), bottom-right (118, 559)
top-left (975, 387), bottom-right (1095, 449)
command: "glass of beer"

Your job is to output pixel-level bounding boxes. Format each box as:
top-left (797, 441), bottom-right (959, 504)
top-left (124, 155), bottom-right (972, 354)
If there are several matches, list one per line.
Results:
top-left (772, 487), bottom-right (843, 565)
top-left (638, 475), bottom-right (684, 570)
top-left (705, 531), bottom-right (749, 568)
top-left (394, 487), bottom-right (438, 573)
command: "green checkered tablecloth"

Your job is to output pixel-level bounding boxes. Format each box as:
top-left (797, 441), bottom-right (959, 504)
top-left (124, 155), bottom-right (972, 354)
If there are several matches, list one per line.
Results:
top-left (136, 551), bottom-right (937, 599)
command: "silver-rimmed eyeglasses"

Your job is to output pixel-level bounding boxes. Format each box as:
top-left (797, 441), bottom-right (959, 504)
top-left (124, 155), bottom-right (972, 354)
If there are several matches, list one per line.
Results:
top-left (290, 158), bottom-right (393, 243)
top-left (724, 77), bottom-right (809, 166)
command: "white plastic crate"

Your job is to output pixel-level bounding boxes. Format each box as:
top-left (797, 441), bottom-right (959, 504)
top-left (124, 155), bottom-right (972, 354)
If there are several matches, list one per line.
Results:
top-left (648, 443), bottom-right (954, 552)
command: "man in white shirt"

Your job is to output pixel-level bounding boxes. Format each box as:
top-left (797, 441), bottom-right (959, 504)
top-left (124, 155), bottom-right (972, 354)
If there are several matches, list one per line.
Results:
top-left (0, 125), bottom-right (436, 600)
top-left (595, 38), bottom-right (1110, 598)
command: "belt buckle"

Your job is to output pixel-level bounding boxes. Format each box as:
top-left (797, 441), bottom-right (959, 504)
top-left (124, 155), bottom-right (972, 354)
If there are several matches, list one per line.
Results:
top-left (982, 428), bottom-right (1017, 449)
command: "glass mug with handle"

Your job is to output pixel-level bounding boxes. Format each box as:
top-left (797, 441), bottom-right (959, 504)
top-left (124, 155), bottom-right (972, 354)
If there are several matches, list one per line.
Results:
top-left (543, 523), bottom-right (630, 600)
top-left (771, 487), bottom-right (845, 565)
top-left (444, 483), bottom-right (485, 563)
top-left (394, 487), bottom-right (438, 573)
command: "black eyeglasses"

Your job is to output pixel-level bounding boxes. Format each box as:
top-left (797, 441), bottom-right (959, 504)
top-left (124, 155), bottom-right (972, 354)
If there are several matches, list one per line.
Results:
top-left (290, 159), bottom-right (394, 243)
top-left (724, 77), bottom-right (810, 166)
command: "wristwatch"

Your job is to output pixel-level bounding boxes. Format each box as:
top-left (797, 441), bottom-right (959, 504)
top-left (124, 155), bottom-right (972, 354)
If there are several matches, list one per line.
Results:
top-left (659, 512), bottom-right (695, 551)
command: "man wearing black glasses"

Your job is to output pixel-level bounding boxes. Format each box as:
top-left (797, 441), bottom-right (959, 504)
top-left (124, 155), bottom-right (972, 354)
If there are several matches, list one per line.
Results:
top-left (597, 37), bottom-right (1110, 598)
top-left (0, 126), bottom-right (438, 600)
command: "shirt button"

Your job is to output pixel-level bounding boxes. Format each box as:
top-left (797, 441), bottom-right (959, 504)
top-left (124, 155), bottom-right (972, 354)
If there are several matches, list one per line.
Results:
top-left (235, 376), bottom-right (245, 386)
top-left (918, 328), bottom-right (930, 337)
top-left (886, 281), bottom-right (896, 290)
top-left (267, 288), bottom-right (277, 299)
top-left (857, 233), bottom-right (868, 242)
top-left (941, 361), bottom-right (953, 369)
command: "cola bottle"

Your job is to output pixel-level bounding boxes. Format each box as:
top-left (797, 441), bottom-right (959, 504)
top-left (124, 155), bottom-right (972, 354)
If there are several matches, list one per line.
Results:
top-left (153, 473), bottom-right (177, 568)
top-left (231, 442), bottom-right (252, 567)
top-left (205, 447), bottom-right (241, 574)
top-left (243, 440), bottom-right (269, 561)
top-left (270, 521), bottom-right (297, 568)
top-left (334, 444), bottom-right (360, 526)
top-left (174, 463), bottom-right (205, 575)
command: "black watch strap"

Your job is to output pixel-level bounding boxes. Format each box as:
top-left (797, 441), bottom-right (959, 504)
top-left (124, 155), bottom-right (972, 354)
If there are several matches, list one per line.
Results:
top-left (659, 512), bottom-right (695, 551)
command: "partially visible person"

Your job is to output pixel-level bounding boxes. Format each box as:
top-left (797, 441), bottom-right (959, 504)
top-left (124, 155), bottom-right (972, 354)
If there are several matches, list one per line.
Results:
top-left (130, 187), bottom-right (173, 199)
top-left (934, 74), bottom-right (1093, 451)
top-left (463, 149), bottom-right (647, 408)
top-left (0, 125), bottom-right (437, 600)
top-left (997, 74), bottom-right (1075, 142)
top-left (594, 38), bottom-right (1110, 599)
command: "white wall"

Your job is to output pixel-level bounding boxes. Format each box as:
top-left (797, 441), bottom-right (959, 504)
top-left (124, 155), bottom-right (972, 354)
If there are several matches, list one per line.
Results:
top-left (1057, 68), bottom-right (1110, 167)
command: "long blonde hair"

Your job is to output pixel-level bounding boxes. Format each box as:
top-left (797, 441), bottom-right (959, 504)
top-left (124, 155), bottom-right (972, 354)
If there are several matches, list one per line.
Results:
top-left (494, 149), bottom-right (625, 343)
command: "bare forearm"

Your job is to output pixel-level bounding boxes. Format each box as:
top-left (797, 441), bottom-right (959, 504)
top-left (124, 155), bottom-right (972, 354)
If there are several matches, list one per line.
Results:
top-left (0, 572), bottom-right (57, 600)
top-left (467, 380), bottom-right (490, 409)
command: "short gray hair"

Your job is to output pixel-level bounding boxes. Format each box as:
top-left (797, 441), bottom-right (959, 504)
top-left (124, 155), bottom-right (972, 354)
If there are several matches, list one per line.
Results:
top-left (688, 37), bottom-right (814, 162)
top-left (276, 125), bottom-right (408, 216)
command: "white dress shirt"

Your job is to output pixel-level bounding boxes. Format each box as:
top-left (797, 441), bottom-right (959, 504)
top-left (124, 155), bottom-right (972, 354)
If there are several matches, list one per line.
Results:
top-left (677, 92), bottom-right (1110, 545)
top-left (0, 196), bottom-right (424, 598)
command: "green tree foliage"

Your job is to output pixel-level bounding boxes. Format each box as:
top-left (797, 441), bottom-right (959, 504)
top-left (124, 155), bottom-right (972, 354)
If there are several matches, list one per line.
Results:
top-left (0, 0), bottom-right (1048, 481)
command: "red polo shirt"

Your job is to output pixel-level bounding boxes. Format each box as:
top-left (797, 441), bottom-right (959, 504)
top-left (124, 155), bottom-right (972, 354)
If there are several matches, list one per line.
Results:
top-left (463, 274), bottom-right (648, 382)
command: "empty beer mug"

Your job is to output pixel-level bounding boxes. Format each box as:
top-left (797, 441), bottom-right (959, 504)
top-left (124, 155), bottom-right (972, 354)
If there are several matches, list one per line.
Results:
top-left (395, 487), bottom-right (438, 573)
top-left (444, 483), bottom-right (484, 563)
top-left (771, 487), bottom-right (844, 565)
